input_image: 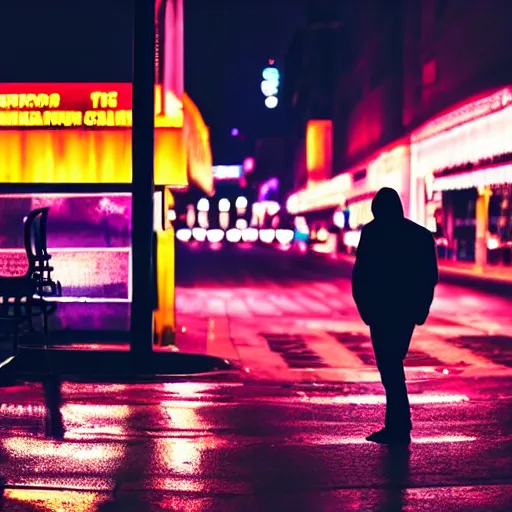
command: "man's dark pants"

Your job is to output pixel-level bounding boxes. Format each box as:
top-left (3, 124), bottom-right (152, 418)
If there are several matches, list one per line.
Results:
top-left (370, 322), bottom-right (415, 433)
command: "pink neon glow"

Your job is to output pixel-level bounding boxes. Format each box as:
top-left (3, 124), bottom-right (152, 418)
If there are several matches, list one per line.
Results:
top-left (412, 96), bottom-right (512, 178)
top-left (206, 229), bottom-right (224, 243)
top-left (259, 229), bottom-right (275, 244)
top-left (432, 162), bottom-right (512, 192)
top-left (243, 157), bottom-right (255, 173)
top-left (297, 394), bottom-right (469, 405)
top-left (176, 228), bottom-right (192, 242)
top-left (412, 87), bottom-right (512, 143)
top-left (242, 227), bottom-right (259, 243)
top-left (226, 228), bottom-right (242, 243)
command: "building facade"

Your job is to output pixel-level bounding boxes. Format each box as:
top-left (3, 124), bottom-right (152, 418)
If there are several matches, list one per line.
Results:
top-left (286, 0), bottom-right (512, 267)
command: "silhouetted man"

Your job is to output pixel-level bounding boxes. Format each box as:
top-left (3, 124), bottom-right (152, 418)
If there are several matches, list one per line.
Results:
top-left (352, 187), bottom-right (438, 444)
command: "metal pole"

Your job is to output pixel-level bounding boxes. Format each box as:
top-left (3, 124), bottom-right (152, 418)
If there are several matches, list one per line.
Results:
top-left (131, 0), bottom-right (155, 367)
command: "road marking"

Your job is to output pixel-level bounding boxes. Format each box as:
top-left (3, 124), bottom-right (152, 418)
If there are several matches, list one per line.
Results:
top-left (413, 337), bottom-right (509, 370)
top-left (308, 331), bottom-right (368, 370)
top-left (206, 317), bottom-right (239, 361)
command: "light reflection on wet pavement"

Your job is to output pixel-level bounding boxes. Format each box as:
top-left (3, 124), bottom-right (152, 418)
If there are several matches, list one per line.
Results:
top-left (0, 379), bottom-right (510, 511)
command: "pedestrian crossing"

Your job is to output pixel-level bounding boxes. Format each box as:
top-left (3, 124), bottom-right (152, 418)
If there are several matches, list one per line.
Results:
top-left (193, 316), bottom-right (512, 383)
top-left (176, 284), bottom-right (512, 382)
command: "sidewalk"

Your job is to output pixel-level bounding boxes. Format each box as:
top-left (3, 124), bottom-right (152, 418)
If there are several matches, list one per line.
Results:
top-left (438, 259), bottom-right (512, 283)
top-left (336, 253), bottom-right (512, 294)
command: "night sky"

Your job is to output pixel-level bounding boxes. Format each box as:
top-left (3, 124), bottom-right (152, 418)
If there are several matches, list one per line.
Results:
top-left (1, 0), bottom-right (306, 164)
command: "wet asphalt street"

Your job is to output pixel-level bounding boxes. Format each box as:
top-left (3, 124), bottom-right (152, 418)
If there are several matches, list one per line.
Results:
top-left (0, 243), bottom-right (511, 510)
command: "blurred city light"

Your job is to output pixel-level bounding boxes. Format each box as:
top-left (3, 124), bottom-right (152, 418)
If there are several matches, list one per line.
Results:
top-left (167, 209), bottom-right (177, 222)
top-left (316, 228), bottom-right (329, 242)
top-left (206, 229), bottom-right (224, 243)
top-left (192, 227), bottom-right (207, 242)
top-left (198, 210), bottom-right (209, 228)
top-left (262, 200), bottom-right (280, 216)
top-left (231, 128), bottom-right (239, 137)
top-left (176, 228), bottom-right (192, 242)
top-left (197, 198), bottom-right (210, 211)
top-left (235, 196), bottom-right (248, 209)
top-left (218, 198), bottom-right (230, 212)
top-left (276, 229), bottom-right (294, 245)
top-left (236, 218), bottom-right (248, 230)
top-left (213, 165), bottom-right (243, 180)
top-left (344, 230), bottom-right (361, 249)
top-left (265, 96), bottom-right (278, 109)
top-left (262, 67), bottom-right (280, 82)
top-left (219, 211), bottom-right (230, 230)
top-left (186, 205), bottom-right (196, 228)
top-left (259, 229), bottom-right (276, 243)
top-left (243, 157), bottom-right (255, 173)
top-left (487, 236), bottom-right (500, 250)
top-left (333, 210), bottom-right (345, 229)
top-left (226, 228), bottom-right (242, 243)
top-left (261, 80), bottom-right (279, 97)
top-left (242, 227), bottom-right (259, 242)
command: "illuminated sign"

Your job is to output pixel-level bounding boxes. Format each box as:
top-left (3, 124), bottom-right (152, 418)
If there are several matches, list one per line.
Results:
top-left (0, 89), bottom-right (130, 128)
top-left (212, 165), bottom-right (242, 180)
top-left (0, 84), bottom-right (181, 129)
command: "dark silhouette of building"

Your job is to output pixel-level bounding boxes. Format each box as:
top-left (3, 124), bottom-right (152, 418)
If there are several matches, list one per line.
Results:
top-left (284, 0), bottom-right (512, 269)
top-left (280, 0), bottom-right (342, 195)
top-left (403, 0), bottom-right (512, 130)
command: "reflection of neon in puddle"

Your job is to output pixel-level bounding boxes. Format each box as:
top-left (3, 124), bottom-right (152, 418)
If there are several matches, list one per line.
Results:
top-left (302, 435), bottom-right (476, 445)
top-left (3, 437), bottom-right (122, 461)
top-left (5, 489), bottom-right (104, 512)
top-left (266, 394), bottom-right (470, 405)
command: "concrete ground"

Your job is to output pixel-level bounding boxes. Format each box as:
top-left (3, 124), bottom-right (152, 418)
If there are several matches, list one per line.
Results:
top-left (0, 243), bottom-right (511, 511)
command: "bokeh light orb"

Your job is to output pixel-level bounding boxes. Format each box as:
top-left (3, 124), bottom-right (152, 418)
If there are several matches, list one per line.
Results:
top-left (265, 96), bottom-right (278, 109)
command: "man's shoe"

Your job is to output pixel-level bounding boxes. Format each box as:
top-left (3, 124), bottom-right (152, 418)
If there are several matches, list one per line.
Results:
top-left (366, 428), bottom-right (411, 445)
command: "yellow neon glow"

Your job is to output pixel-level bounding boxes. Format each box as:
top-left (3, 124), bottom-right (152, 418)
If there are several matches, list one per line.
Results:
top-left (0, 84), bottom-right (220, 189)
top-left (183, 93), bottom-right (214, 196)
top-left (154, 228), bottom-right (176, 345)
top-left (0, 92), bottom-right (61, 109)
top-left (0, 127), bottom-right (186, 186)
top-left (306, 120), bottom-right (332, 183)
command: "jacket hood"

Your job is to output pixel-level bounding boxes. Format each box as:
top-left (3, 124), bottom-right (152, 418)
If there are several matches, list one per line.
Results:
top-left (371, 187), bottom-right (404, 222)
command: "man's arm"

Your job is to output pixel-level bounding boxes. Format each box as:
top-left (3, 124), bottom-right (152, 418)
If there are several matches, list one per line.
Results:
top-left (415, 231), bottom-right (439, 325)
top-left (352, 227), bottom-right (372, 324)
top-left (426, 232), bottom-right (439, 290)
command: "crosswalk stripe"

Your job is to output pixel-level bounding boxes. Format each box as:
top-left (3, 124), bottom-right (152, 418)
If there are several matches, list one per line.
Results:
top-left (308, 331), bottom-right (368, 370)
top-left (266, 293), bottom-right (307, 314)
top-left (412, 337), bottom-right (506, 370)
top-left (225, 298), bottom-right (252, 318)
top-left (288, 291), bottom-right (333, 315)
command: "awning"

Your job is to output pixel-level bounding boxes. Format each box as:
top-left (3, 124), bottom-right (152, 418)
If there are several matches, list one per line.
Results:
top-left (433, 162), bottom-right (512, 192)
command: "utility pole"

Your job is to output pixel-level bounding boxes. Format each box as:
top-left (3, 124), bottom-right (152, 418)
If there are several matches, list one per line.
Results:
top-left (130, 0), bottom-right (155, 368)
